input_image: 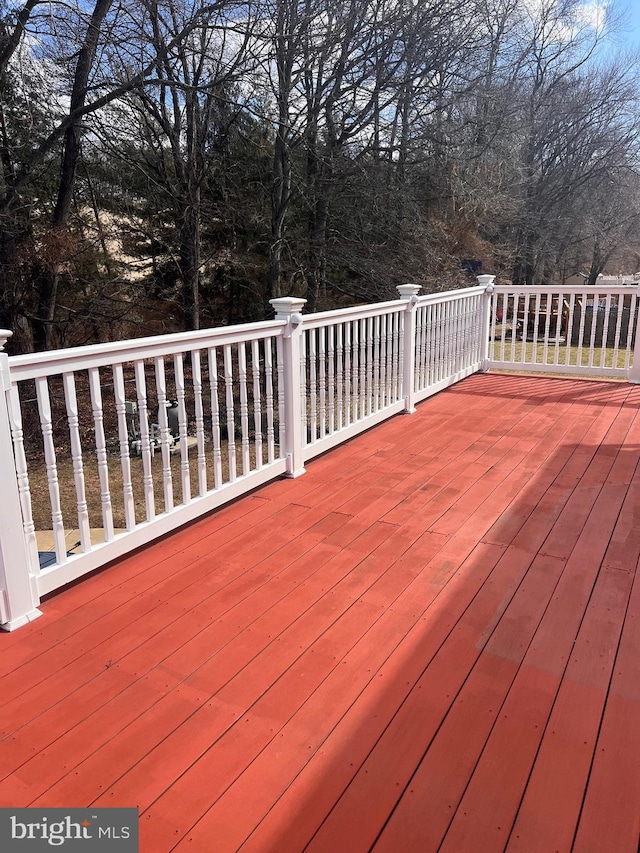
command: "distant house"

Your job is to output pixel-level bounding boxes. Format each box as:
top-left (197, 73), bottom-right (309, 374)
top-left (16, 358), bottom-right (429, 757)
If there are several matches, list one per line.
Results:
top-left (563, 272), bottom-right (640, 286)
top-left (563, 273), bottom-right (589, 285)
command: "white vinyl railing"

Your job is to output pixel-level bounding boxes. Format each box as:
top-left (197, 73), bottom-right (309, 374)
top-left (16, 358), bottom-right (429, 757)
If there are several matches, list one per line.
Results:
top-left (1, 276), bottom-right (639, 630)
top-left (488, 284), bottom-right (640, 377)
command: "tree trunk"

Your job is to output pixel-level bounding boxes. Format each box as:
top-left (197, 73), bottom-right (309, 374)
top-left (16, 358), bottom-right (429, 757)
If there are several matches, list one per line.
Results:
top-left (268, 124), bottom-right (291, 310)
top-left (179, 192), bottom-right (201, 332)
top-left (31, 0), bottom-right (113, 350)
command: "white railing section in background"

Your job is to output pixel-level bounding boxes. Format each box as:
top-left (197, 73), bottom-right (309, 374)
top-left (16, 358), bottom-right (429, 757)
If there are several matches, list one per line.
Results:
top-left (488, 285), bottom-right (640, 377)
top-left (414, 286), bottom-right (486, 402)
top-left (2, 277), bottom-right (640, 630)
top-left (301, 298), bottom-right (407, 460)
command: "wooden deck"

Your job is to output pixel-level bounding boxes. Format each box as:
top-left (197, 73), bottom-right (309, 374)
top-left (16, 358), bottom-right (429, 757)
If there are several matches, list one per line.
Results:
top-left (1, 373), bottom-right (639, 852)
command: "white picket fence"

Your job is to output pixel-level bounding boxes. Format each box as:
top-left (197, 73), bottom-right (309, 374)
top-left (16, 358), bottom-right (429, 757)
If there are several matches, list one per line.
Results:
top-left (0, 276), bottom-right (638, 630)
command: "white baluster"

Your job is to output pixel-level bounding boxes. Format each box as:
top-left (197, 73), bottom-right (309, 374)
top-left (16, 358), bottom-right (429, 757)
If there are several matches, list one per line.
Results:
top-left (223, 344), bottom-right (237, 483)
top-left (318, 326), bottom-right (327, 438)
top-left (543, 292), bottom-right (555, 364)
top-left (327, 324), bottom-right (335, 433)
top-left (445, 299), bottom-right (453, 376)
top-left (454, 301), bottom-right (462, 373)
top-left (133, 360), bottom-right (155, 521)
top-left (372, 314), bottom-right (381, 411)
top-left (507, 293), bottom-right (517, 364)
top-left (300, 328), bottom-right (308, 446)
top-left (350, 319), bottom-right (358, 422)
top-left (64, 384), bottom-right (90, 544)
top-left (112, 364), bottom-right (136, 529)
top-left (308, 328), bottom-right (317, 443)
top-left (576, 291), bottom-right (588, 368)
top-left (610, 293), bottom-right (623, 368)
top-left (154, 356), bottom-right (174, 513)
top-left (237, 342), bottom-right (251, 475)
top-left (441, 300), bottom-right (449, 379)
top-left (498, 295), bottom-right (507, 364)
top-left (174, 353), bottom-right (191, 503)
top-left (35, 377), bottom-right (67, 565)
top-left (489, 291), bottom-right (498, 364)
top-left (352, 319), bottom-right (360, 421)
top-left (564, 292), bottom-right (576, 367)
top-left (251, 340), bottom-right (263, 471)
top-left (264, 337), bottom-right (276, 464)
top-left (87, 368), bottom-right (115, 541)
top-left (551, 292), bottom-right (562, 365)
top-left (384, 312), bottom-right (393, 403)
top-left (336, 323), bottom-right (344, 429)
top-left (460, 299), bottom-right (469, 368)
top-left (344, 321), bottom-right (352, 426)
top-left (6, 384), bottom-right (40, 572)
top-left (426, 303), bottom-right (435, 386)
top-left (420, 305), bottom-right (429, 387)
top-left (377, 315), bottom-right (386, 407)
top-left (627, 293), bottom-right (638, 371)
top-left (63, 372), bottom-right (91, 552)
top-left (276, 335), bottom-right (286, 454)
top-left (191, 350), bottom-right (207, 493)
top-left (587, 292), bottom-right (599, 368)
top-left (360, 317), bottom-right (367, 418)
top-left (365, 316), bottom-right (373, 415)
top-left (208, 347), bottom-right (223, 489)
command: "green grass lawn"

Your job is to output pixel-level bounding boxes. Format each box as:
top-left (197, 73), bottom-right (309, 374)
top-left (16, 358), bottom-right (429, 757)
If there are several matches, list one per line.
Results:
top-left (490, 338), bottom-right (631, 371)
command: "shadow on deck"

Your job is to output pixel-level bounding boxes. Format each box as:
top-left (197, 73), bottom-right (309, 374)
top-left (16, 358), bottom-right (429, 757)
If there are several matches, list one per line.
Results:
top-left (1, 373), bottom-right (639, 853)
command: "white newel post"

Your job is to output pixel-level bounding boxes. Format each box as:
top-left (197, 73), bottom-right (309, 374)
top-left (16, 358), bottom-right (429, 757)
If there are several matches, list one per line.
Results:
top-left (0, 331), bottom-right (42, 630)
top-left (629, 294), bottom-right (640, 383)
top-left (477, 274), bottom-right (496, 372)
top-left (270, 297), bottom-right (307, 477)
top-left (397, 284), bottom-right (422, 413)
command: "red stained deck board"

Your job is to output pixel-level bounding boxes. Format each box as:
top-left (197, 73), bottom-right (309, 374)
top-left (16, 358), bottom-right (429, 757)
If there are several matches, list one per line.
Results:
top-left (44, 533), bottom-right (448, 813)
top-left (1, 374), bottom-right (639, 853)
top-left (299, 541), bottom-right (540, 853)
top-left (77, 526), bottom-right (403, 811)
top-left (130, 532), bottom-right (452, 846)
top-left (0, 522), bottom-right (339, 739)
top-left (506, 565), bottom-right (633, 853)
top-left (370, 552), bottom-right (570, 853)
top-left (1, 501), bottom-right (351, 709)
top-left (374, 553), bottom-right (557, 853)
top-left (428, 416), bottom-right (575, 542)
top-left (0, 493), bottom-right (276, 667)
top-left (235, 541), bottom-right (506, 853)
top-left (0, 497), bottom-right (321, 685)
top-left (602, 482), bottom-right (640, 570)
top-left (571, 557), bottom-right (640, 853)
top-left (135, 600), bottom-right (394, 851)
top-left (0, 516), bottom-right (357, 782)
top-left (35, 556), bottom-right (372, 808)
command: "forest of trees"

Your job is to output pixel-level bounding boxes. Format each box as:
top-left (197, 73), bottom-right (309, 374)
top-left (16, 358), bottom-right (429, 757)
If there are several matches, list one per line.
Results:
top-left (0, 0), bottom-right (639, 353)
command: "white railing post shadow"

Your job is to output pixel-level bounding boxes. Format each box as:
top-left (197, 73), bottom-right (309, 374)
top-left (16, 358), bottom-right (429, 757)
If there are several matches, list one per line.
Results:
top-left (270, 297), bottom-right (307, 477)
top-left (397, 284), bottom-right (422, 413)
top-left (477, 274), bottom-right (496, 371)
top-left (0, 330), bottom-right (42, 630)
top-left (628, 293), bottom-right (640, 383)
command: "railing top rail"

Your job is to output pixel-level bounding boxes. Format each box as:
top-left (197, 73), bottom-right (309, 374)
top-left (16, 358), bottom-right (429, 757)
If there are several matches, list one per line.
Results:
top-left (302, 285), bottom-right (487, 331)
top-left (416, 285), bottom-right (486, 305)
top-left (492, 284), bottom-right (639, 294)
top-left (302, 299), bottom-right (405, 329)
top-left (8, 318), bottom-right (286, 381)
